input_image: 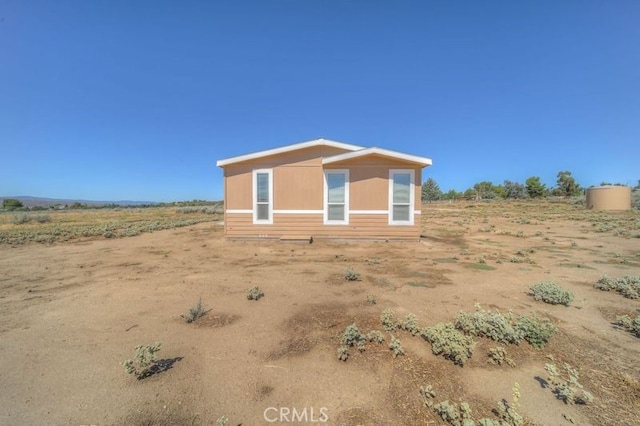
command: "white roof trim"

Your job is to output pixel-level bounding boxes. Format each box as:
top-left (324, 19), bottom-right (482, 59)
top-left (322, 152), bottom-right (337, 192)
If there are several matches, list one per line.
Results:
top-left (216, 138), bottom-right (364, 167)
top-left (322, 147), bottom-right (432, 167)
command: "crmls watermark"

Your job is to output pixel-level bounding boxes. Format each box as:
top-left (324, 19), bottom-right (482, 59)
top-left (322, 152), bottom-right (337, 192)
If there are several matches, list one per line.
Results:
top-left (263, 406), bottom-right (329, 423)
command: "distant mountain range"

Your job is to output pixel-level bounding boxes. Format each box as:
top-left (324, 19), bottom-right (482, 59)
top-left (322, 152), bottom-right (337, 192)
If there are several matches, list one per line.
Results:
top-left (0, 196), bottom-right (156, 208)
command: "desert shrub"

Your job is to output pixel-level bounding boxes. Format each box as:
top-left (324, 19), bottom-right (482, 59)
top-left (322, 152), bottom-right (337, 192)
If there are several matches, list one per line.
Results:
top-left (433, 400), bottom-right (471, 425)
top-left (344, 267), bottom-right (360, 281)
top-left (337, 346), bottom-right (349, 361)
top-left (529, 281), bottom-right (574, 306)
top-left (454, 307), bottom-right (521, 344)
top-left (366, 293), bottom-right (377, 305)
top-left (487, 346), bottom-right (515, 367)
top-left (176, 206), bottom-right (221, 214)
top-left (401, 313), bottom-right (420, 336)
top-left (509, 256), bottom-right (535, 264)
top-left (545, 362), bottom-right (594, 405)
top-left (419, 384), bottom-right (437, 408)
top-left (494, 383), bottom-right (523, 426)
top-left (421, 383), bottom-right (523, 426)
top-left (380, 308), bottom-right (399, 332)
top-left (422, 322), bottom-right (475, 366)
top-left (246, 286), bottom-right (264, 300)
top-left (122, 342), bottom-right (162, 379)
top-left (34, 214), bottom-right (52, 223)
top-left (615, 315), bottom-right (640, 337)
top-left (515, 314), bottom-right (556, 348)
top-left (342, 323), bottom-right (365, 351)
top-left (633, 189), bottom-right (640, 210)
top-left (180, 297), bottom-right (208, 323)
top-left (12, 214), bottom-right (31, 224)
top-left (366, 330), bottom-right (385, 344)
top-left (594, 275), bottom-right (640, 299)
top-left (389, 336), bottom-right (405, 358)
top-left (216, 415), bottom-right (229, 426)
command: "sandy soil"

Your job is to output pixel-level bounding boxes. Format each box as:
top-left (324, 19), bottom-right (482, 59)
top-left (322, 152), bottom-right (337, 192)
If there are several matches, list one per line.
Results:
top-left (1, 203), bottom-right (639, 425)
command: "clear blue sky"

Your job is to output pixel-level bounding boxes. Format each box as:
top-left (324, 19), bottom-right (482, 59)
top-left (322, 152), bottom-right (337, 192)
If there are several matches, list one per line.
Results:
top-left (2, 1), bottom-right (638, 202)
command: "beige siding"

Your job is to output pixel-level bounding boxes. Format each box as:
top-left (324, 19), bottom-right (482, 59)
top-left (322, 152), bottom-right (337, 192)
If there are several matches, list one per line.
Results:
top-left (273, 166), bottom-right (323, 210)
top-left (225, 213), bottom-right (421, 240)
top-left (224, 145), bottom-right (351, 211)
top-left (225, 167), bottom-right (252, 209)
top-left (222, 149), bottom-right (425, 239)
top-left (349, 167), bottom-right (388, 210)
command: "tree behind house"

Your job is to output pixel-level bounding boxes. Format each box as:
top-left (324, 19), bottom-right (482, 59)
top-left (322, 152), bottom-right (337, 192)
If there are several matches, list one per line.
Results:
top-left (2, 199), bottom-right (24, 210)
top-left (503, 180), bottom-right (527, 199)
top-left (556, 171), bottom-right (582, 197)
top-left (525, 177), bottom-right (546, 198)
top-left (422, 178), bottom-right (443, 202)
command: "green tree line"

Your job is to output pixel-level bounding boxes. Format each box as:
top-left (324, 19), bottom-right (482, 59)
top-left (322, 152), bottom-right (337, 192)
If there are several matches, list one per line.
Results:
top-left (421, 171), bottom-right (638, 202)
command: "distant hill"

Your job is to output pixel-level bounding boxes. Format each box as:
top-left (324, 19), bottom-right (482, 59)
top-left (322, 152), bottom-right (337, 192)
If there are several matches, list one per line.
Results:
top-left (0, 196), bottom-right (156, 208)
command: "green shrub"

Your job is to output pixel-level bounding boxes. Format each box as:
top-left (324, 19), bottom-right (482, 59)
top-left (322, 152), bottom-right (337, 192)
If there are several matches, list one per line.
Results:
top-left (595, 275), bottom-right (640, 299)
top-left (180, 297), bottom-right (208, 323)
top-left (34, 214), bottom-right (52, 223)
top-left (615, 315), bottom-right (640, 337)
top-left (176, 206), bottom-right (221, 214)
top-left (337, 346), bottom-right (349, 361)
top-left (389, 336), bottom-right (405, 358)
top-left (246, 286), bottom-right (264, 300)
top-left (487, 346), bottom-right (515, 367)
top-left (545, 362), bottom-right (594, 405)
top-left (515, 314), bottom-right (556, 348)
top-left (12, 214), bottom-right (31, 224)
top-left (454, 307), bottom-right (521, 344)
top-left (380, 308), bottom-right (399, 332)
top-left (529, 281), bottom-right (574, 306)
top-left (401, 313), bottom-right (420, 336)
top-left (421, 383), bottom-right (523, 426)
top-left (122, 342), bottom-right (162, 379)
top-left (366, 330), bottom-right (385, 344)
top-left (366, 293), bottom-right (377, 305)
top-left (494, 383), bottom-right (523, 426)
top-left (344, 267), bottom-right (360, 281)
top-left (419, 384), bottom-right (436, 408)
top-left (433, 400), bottom-right (469, 425)
top-left (421, 322), bottom-right (475, 366)
top-left (342, 323), bottom-right (365, 351)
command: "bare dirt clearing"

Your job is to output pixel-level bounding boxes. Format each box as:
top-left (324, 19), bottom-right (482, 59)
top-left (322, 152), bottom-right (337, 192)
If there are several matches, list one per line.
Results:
top-left (1, 201), bottom-right (639, 425)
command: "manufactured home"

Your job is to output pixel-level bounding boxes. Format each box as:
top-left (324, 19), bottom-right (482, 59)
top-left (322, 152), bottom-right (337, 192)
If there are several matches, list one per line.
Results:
top-left (216, 138), bottom-right (432, 240)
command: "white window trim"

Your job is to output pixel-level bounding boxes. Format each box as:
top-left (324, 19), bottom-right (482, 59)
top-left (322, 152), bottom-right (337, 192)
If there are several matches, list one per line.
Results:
top-left (323, 169), bottom-right (349, 225)
top-left (388, 169), bottom-right (415, 225)
top-left (252, 168), bottom-right (273, 224)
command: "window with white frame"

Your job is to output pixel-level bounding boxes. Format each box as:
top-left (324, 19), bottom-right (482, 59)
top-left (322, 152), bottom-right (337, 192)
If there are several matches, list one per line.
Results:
top-left (253, 169), bottom-right (273, 224)
top-left (389, 169), bottom-right (414, 225)
top-left (324, 170), bottom-right (349, 224)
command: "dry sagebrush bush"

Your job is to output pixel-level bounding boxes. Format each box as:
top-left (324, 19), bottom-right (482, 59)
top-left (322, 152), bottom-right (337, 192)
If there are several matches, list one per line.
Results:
top-left (529, 281), bottom-right (575, 306)
top-left (454, 306), bottom-right (522, 344)
top-left (595, 275), bottom-right (640, 299)
top-left (421, 322), bottom-right (476, 366)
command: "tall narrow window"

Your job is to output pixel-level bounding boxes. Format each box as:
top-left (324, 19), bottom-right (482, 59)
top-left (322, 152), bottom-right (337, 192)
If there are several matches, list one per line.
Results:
top-left (389, 170), bottom-right (414, 225)
top-left (324, 170), bottom-right (349, 224)
top-left (253, 169), bottom-right (272, 224)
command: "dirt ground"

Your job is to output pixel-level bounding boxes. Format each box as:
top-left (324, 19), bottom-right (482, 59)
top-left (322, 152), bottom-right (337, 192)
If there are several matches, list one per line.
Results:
top-left (1, 201), bottom-right (639, 425)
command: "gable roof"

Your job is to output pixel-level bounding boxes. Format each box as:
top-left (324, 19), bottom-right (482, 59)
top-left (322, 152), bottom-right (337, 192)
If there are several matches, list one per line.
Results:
top-left (323, 147), bottom-right (432, 167)
top-left (216, 138), bottom-right (363, 167)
